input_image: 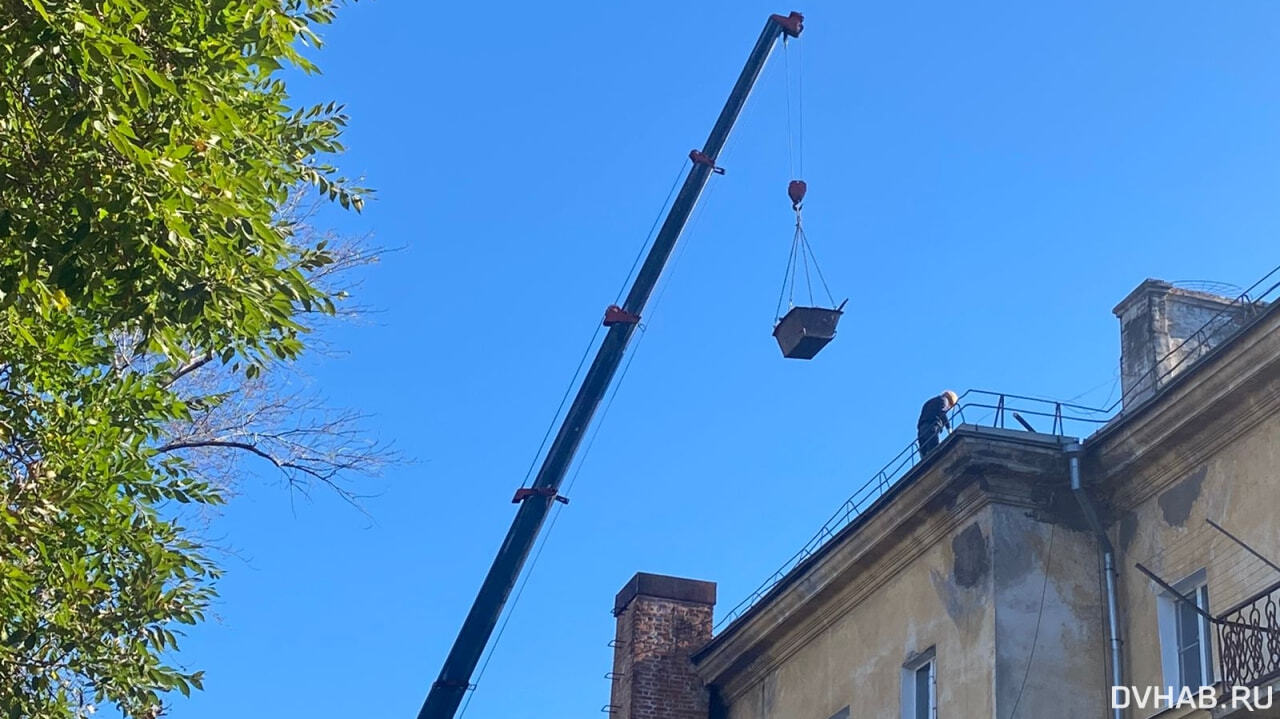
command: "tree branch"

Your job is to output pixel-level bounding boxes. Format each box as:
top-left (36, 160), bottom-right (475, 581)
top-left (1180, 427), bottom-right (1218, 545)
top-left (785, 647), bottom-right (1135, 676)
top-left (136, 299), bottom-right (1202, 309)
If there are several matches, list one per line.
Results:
top-left (164, 354), bottom-right (215, 388)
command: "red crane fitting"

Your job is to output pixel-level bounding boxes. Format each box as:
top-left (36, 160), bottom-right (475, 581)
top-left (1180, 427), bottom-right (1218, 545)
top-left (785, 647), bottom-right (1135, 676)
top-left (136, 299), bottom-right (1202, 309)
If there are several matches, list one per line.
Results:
top-left (511, 487), bottom-right (569, 505)
top-left (603, 305), bottom-right (641, 327)
top-left (788, 180), bottom-right (807, 209)
top-left (770, 11), bottom-right (804, 38)
top-left (689, 150), bottom-right (726, 175)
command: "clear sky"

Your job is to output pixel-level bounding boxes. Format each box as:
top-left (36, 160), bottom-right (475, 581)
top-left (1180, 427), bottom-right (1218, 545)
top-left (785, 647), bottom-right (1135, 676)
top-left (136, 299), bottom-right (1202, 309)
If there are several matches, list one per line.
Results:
top-left (167, 2), bottom-right (1279, 718)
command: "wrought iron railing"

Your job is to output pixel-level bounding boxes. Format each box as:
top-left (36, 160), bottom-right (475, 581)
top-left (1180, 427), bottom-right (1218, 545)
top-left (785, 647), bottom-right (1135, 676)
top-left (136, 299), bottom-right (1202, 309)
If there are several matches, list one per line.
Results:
top-left (1216, 580), bottom-right (1280, 689)
top-left (712, 390), bottom-right (1111, 631)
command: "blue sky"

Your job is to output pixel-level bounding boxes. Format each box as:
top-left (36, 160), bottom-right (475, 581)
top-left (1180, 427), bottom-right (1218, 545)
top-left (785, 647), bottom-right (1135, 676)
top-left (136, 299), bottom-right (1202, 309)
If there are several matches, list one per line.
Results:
top-left (170, 2), bottom-right (1279, 717)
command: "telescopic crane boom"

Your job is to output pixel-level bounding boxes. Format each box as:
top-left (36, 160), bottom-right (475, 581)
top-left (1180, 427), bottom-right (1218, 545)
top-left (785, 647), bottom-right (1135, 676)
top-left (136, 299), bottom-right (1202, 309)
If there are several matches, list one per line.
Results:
top-left (417, 12), bottom-right (804, 718)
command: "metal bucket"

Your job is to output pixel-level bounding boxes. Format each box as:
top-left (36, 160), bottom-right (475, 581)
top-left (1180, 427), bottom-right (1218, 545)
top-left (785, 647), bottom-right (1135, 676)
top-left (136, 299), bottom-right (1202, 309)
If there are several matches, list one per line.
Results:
top-left (773, 306), bottom-right (843, 359)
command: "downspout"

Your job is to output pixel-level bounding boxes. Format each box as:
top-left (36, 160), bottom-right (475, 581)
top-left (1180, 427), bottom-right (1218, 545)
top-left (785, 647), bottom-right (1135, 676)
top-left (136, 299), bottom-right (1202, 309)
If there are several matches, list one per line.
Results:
top-left (1067, 443), bottom-right (1123, 719)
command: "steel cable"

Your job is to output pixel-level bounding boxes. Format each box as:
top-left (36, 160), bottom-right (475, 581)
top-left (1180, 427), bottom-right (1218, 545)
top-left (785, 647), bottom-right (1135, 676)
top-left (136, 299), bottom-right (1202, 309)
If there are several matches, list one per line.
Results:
top-left (459, 173), bottom-right (724, 716)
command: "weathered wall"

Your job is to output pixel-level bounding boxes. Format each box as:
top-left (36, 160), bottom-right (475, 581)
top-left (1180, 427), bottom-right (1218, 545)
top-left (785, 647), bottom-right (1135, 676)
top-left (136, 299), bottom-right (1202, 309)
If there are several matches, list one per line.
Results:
top-left (1113, 280), bottom-right (1256, 409)
top-left (704, 500), bottom-right (1112, 719)
top-left (991, 504), bottom-right (1107, 719)
top-left (678, 287), bottom-right (1280, 719)
top-left (1113, 413), bottom-right (1280, 702)
top-left (718, 509), bottom-right (998, 719)
top-left (693, 430), bottom-right (1108, 719)
top-left (1086, 297), bottom-right (1280, 719)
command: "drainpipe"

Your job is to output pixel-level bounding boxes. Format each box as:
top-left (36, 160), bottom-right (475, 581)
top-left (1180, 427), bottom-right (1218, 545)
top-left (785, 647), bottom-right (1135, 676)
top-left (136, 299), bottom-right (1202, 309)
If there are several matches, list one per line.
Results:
top-left (1067, 443), bottom-right (1123, 719)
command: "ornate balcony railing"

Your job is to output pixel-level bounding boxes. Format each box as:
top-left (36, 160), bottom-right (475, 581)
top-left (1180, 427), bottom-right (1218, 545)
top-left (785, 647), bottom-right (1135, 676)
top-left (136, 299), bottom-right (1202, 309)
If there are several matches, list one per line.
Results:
top-left (1216, 580), bottom-right (1280, 689)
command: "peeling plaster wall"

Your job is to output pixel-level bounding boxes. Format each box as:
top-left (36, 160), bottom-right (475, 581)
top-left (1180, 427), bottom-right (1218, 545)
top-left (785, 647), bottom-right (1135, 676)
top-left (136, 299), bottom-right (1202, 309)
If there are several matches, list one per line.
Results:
top-left (713, 504), bottom-right (1114, 719)
top-left (1113, 281), bottom-right (1255, 408)
top-left (720, 509), bottom-right (998, 719)
top-left (697, 295), bottom-right (1280, 719)
top-left (1114, 414), bottom-right (1280, 698)
top-left (991, 504), bottom-right (1107, 719)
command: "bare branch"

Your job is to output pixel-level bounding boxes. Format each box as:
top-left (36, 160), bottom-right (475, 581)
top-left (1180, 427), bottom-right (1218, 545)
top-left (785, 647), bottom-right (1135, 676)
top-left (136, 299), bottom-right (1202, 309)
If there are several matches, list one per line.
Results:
top-left (156, 439), bottom-right (280, 463)
top-left (164, 353), bottom-right (214, 387)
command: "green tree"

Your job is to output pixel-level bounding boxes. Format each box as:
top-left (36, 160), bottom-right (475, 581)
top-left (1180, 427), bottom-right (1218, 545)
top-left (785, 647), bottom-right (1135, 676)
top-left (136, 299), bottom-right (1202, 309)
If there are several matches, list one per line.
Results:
top-left (0, 1), bottom-right (370, 716)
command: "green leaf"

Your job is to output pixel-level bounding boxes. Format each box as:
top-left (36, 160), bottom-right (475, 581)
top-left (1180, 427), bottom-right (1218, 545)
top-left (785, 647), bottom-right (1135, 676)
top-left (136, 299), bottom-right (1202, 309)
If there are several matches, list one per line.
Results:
top-left (141, 66), bottom-right (177, 94)
top-left (0, 2), bottom-right (373, 714)
top-left (28, 0), bottom-right (51, 22)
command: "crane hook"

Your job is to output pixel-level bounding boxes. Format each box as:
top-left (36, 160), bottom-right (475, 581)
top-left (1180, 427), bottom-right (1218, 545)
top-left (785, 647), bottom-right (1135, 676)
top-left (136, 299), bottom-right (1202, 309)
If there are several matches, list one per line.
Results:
top-left (788, 180), bottom-right (807, 211)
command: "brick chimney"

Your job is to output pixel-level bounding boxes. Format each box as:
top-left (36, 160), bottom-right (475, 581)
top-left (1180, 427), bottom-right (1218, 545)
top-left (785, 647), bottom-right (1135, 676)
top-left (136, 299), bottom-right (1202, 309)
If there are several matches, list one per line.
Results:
top-left (1113, 279), bottom-right (1258, 407)
top-left (608, 573), bottom-right (716, 719)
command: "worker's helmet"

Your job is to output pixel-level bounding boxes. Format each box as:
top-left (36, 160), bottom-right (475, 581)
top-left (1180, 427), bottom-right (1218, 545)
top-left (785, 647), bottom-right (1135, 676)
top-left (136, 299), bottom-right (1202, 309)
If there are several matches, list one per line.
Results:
top-left (942, 390), bottom-right (959, 407)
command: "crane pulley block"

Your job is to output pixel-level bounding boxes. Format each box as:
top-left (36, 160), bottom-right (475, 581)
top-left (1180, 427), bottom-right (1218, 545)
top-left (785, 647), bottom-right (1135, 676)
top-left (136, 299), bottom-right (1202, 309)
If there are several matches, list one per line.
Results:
top-left (511, 487), bottom-right (569, 505)
top-left (603, 305), bottom-right (641, 327)
top-left (770, 11), bottom-right (804, 37)
top-left (689, 150), bottom-right (726, 175)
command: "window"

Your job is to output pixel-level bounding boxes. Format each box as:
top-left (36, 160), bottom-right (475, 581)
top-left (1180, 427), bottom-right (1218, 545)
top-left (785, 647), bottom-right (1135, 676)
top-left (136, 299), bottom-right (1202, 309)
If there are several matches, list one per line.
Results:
top-left (1157, 570), bottom-right (1213, 694)
top-left (1175, 585), bottom-right (1211, 688)
top-left (902, 648), bottom-right (936, 719)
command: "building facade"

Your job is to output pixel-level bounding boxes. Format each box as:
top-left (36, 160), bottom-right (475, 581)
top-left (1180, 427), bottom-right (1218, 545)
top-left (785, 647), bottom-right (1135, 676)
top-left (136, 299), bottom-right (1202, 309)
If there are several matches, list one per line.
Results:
top-left (607, 278), bottom-right (1280, 719)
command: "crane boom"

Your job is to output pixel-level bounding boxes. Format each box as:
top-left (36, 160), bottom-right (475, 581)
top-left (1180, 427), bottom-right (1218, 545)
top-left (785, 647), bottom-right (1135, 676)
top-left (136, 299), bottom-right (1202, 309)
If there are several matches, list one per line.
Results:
top-left (417, 13), bottom-right (803, 718)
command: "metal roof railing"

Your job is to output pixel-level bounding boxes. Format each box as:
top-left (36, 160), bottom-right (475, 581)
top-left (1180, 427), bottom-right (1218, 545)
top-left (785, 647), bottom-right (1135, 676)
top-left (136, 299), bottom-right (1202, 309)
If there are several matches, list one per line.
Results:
top-left (713, 390), bottom-right (1111, 631)
top-left (1106, 265), bottom-right (1280, 414)
top-left (713, 264), bottom-right (1280, 635)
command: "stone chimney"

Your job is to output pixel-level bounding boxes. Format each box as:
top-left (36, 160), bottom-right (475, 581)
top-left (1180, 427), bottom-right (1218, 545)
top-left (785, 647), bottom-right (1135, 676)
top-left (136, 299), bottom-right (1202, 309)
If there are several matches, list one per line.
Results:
top-left (1113, 279), bottom-right (1258, 408)
top-left (608, 573), bottom-right (716, 719)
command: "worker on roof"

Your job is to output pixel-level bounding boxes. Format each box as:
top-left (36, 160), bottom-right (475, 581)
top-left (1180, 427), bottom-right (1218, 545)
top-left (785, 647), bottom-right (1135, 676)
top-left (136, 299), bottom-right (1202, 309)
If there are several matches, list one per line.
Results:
top-left (917, 390), bottom-right (959, 457)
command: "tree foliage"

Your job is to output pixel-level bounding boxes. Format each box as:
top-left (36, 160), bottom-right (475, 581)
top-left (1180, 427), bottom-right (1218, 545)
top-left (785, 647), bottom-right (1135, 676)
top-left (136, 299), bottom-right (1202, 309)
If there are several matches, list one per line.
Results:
top-left (0, 1), bottom-right (367, 716)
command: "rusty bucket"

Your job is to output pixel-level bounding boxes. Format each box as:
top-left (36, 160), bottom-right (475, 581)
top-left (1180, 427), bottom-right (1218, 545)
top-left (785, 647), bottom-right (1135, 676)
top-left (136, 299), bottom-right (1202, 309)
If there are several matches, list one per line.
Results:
top-left (772, 305), bottom-right (843, 359)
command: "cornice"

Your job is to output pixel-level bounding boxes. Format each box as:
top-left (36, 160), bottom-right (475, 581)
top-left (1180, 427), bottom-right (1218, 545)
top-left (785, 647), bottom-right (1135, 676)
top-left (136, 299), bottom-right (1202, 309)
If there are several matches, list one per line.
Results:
top-left (693, 430), bottom-right (1070, 699)
top-left (1086, 304), bottom-right (1280, 511)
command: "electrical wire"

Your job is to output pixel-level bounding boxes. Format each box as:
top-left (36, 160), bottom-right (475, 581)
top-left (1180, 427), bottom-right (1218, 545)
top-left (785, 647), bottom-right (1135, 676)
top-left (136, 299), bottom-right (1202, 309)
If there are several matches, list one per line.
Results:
top-left (1007, 522), bottom-right (1055, 719)
top-left (1063, 370), bottom-right (1122, 410)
